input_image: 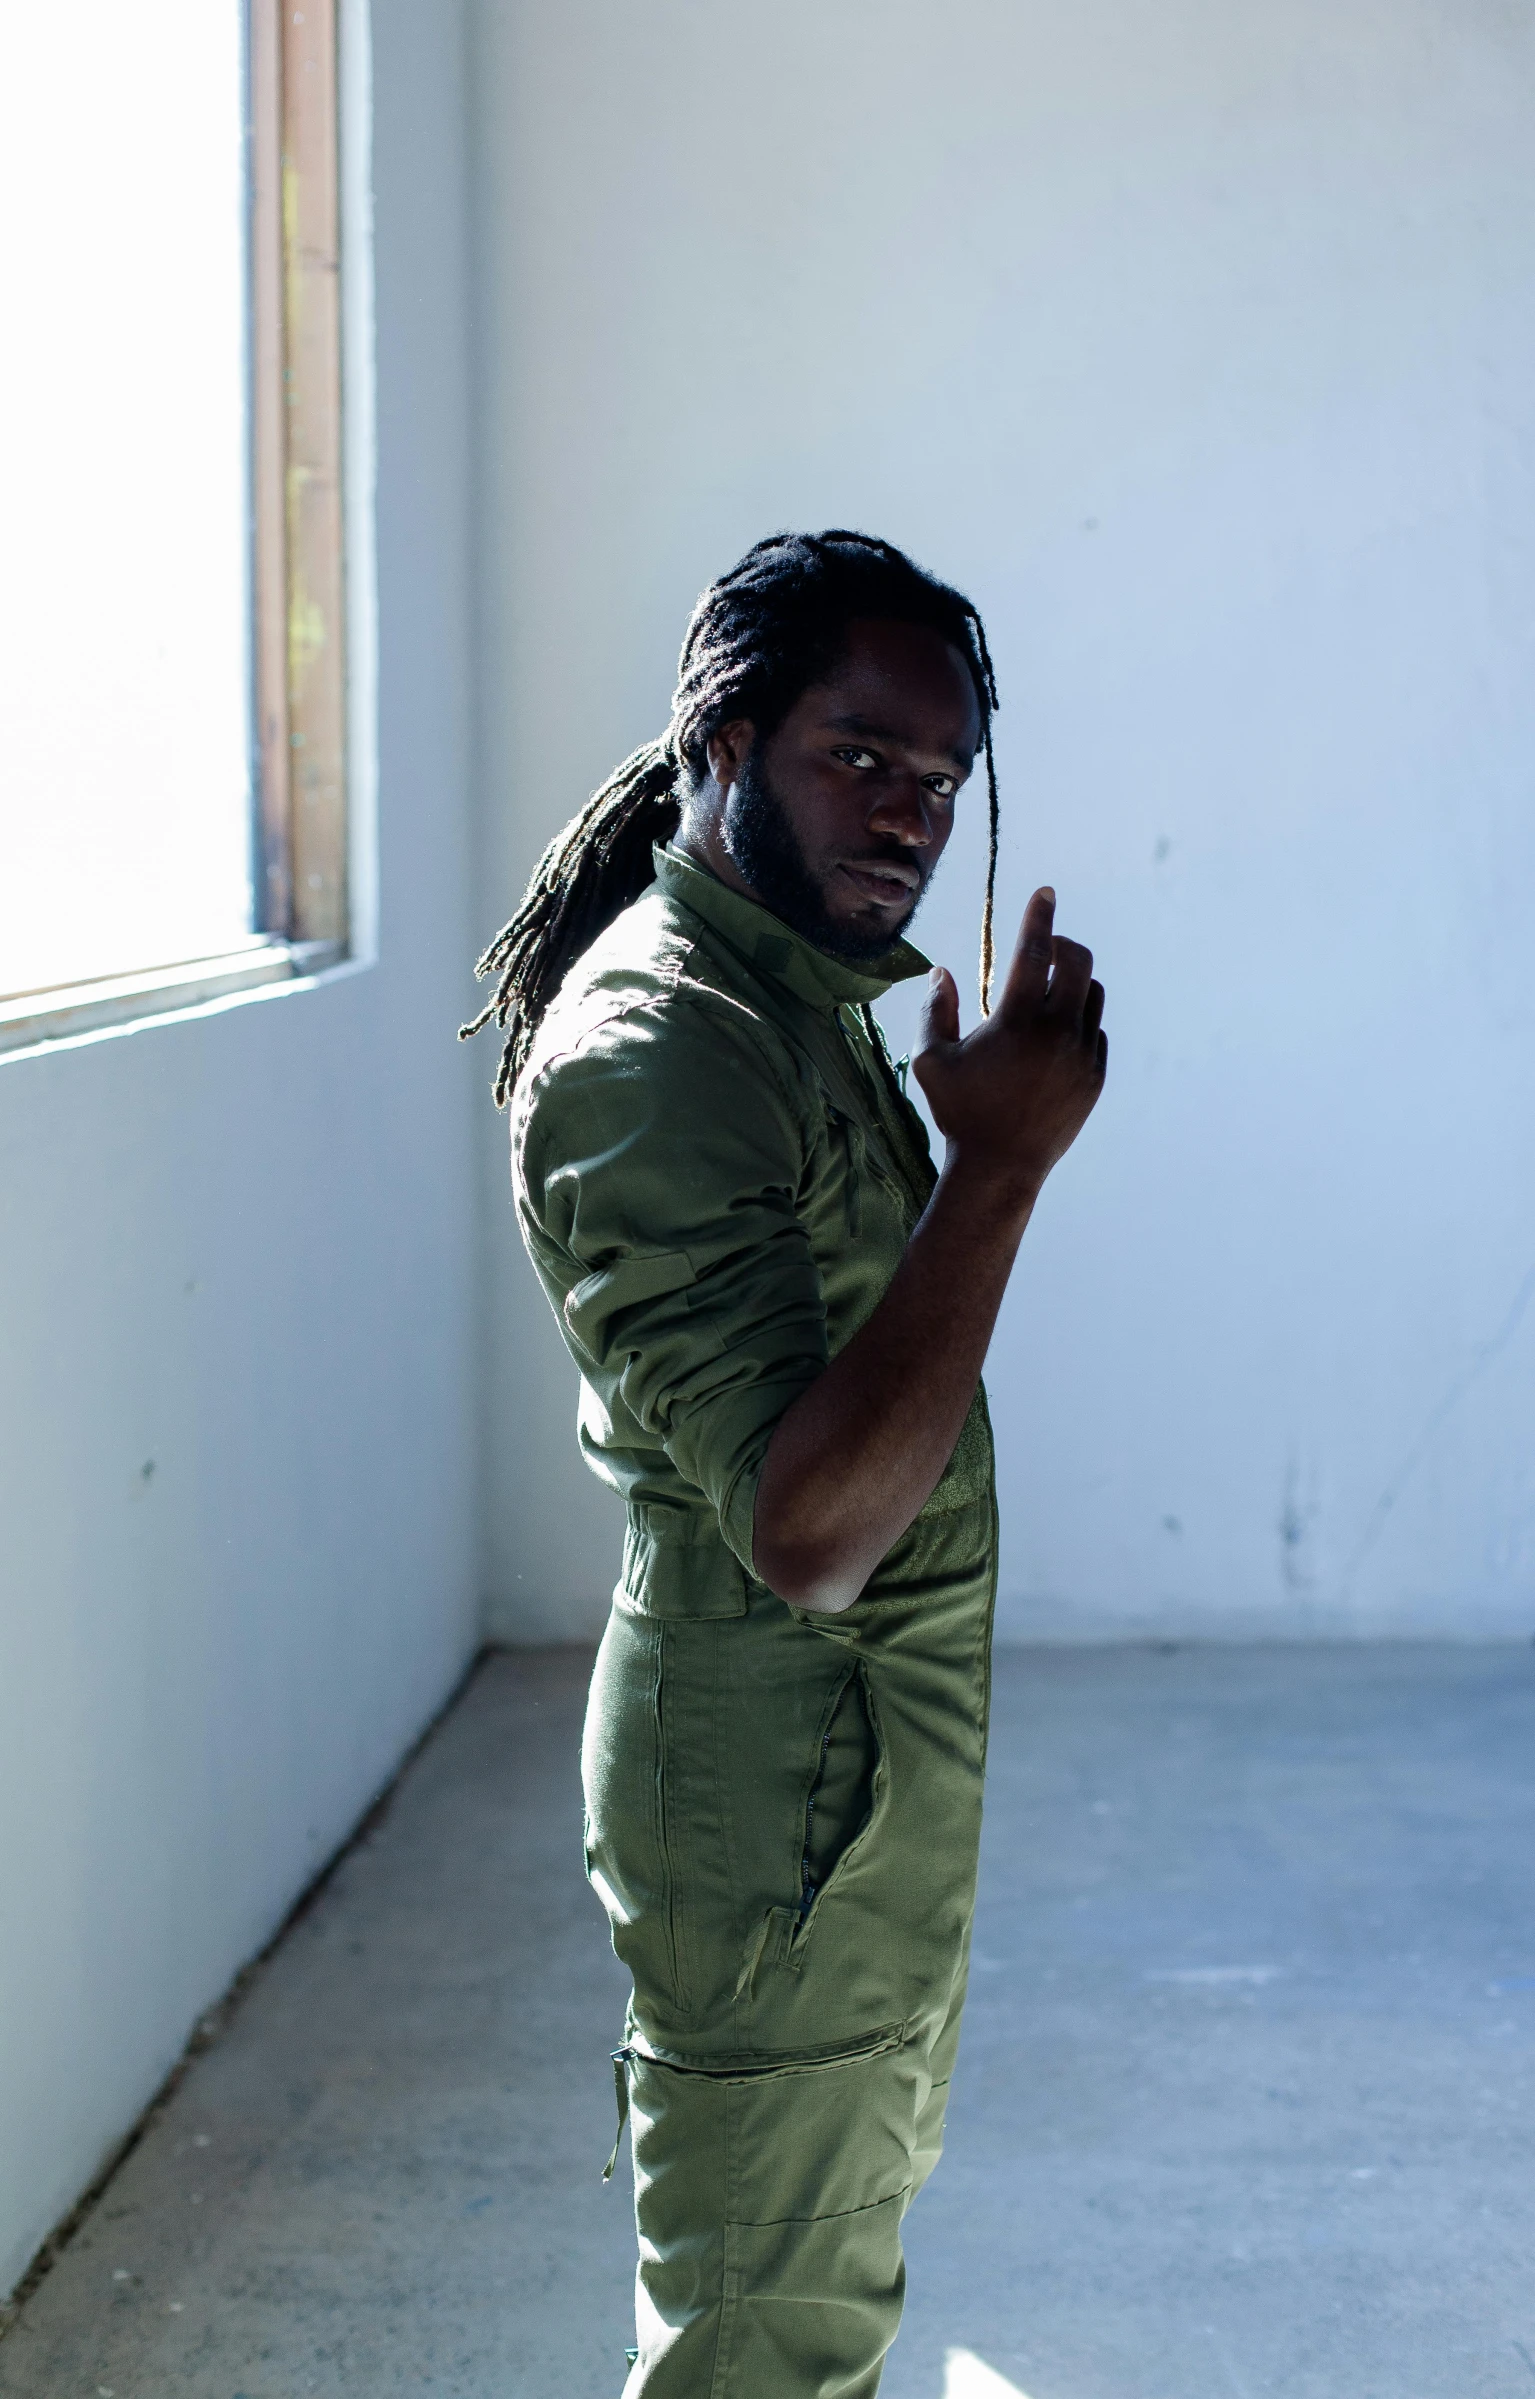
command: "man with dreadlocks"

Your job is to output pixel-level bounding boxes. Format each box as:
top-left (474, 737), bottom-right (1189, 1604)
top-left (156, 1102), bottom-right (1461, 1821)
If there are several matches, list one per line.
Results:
top-left (464, 531), bottom-right (1106, 2395)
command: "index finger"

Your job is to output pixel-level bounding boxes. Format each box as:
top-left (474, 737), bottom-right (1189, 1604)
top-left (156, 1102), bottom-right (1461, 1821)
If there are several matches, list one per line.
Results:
top-left (997, 886), bottom-right (1056, 1016)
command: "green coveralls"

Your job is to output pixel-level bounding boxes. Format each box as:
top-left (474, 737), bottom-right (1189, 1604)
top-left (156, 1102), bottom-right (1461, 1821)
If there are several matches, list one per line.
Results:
top-left (512, 845), bottom-right (998, 2398)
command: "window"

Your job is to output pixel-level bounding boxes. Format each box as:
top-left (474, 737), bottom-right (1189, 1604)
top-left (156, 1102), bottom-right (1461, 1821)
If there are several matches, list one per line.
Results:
top-left (0, 0), bottom-right (351, 1056)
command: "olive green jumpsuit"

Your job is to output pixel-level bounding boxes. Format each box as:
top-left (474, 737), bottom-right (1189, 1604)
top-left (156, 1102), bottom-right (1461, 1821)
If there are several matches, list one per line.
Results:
top-left (513, 846), bottom-right (997, 2398)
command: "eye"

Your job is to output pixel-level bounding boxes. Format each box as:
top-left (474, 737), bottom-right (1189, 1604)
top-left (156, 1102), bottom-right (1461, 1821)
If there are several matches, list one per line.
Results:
top-left (923, 774), bottom-right (958, 802)
top-left (832, 746), bottom-right (879, 770)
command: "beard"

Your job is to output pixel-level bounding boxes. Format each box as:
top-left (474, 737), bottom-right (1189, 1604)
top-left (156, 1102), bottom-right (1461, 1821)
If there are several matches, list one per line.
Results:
top-left (723, 750), bottom-right (925, 964)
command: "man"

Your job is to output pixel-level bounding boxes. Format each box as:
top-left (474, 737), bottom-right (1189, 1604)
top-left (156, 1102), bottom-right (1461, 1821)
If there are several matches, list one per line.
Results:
top-left (465, 530), bottom-right (1106, 2395)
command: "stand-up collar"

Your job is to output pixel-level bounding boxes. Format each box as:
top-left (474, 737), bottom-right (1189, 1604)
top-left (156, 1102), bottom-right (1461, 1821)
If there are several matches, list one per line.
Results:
top-left (653, 843), bottom-right (930, 1012)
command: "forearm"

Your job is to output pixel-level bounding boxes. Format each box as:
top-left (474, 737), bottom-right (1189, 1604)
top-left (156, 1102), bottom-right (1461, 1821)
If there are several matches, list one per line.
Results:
top-left (752, 1156), bottom-right (1037, 1612)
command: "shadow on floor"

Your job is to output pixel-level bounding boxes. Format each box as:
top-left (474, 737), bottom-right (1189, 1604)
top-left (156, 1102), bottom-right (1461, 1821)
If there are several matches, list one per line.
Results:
top-left (2, 1643), bottom-right (1533, 2398)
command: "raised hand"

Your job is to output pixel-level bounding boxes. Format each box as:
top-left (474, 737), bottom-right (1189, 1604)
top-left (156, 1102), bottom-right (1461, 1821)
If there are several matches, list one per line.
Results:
top-left (755, 885), bottom-right (1107, 1612)
top-left (913, 887), bottom-right (1106, 1205)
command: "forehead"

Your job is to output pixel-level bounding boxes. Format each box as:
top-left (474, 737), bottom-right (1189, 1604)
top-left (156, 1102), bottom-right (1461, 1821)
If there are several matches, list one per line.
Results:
top-left (796, 616), bottom-right (982, 763)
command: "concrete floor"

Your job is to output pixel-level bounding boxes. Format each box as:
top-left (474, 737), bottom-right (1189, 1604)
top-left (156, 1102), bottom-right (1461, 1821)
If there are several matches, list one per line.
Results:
top-left (2, 1644), bottom-right (1534, 2399)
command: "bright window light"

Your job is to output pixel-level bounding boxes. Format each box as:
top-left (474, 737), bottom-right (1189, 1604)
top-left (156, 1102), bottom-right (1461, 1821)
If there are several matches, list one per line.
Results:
top-left (944, 2352), bottom-right (1033, 2399)
top-left (0, 1), bottom-right (253, 1000)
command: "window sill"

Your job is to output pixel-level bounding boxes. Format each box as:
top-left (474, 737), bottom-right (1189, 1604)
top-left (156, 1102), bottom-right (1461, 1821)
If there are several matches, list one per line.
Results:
top-left (0, 937), bottom-right (348, 1061)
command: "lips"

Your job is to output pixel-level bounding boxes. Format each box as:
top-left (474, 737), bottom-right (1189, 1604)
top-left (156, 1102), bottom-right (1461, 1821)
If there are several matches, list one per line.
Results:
top-left (838, 860), bottom-right (921, 907)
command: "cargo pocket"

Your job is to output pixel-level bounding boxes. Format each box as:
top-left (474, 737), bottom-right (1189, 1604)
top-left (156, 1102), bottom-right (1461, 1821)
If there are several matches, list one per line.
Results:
top-left (621, 2028), bottom-right (917, 2397)
top-left (716, 2034), bottom-right (921, 2395)
top-left (718, 2189), bottom-right (907, 2398)
top-left (799, 1667), bottom-right (878, 1922)
top-left (735, 1667), bottom-right (885, 2001)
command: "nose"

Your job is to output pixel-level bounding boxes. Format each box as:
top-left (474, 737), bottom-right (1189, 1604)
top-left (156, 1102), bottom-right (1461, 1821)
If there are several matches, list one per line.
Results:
top-left (868, 775), bottom-right (937, 849)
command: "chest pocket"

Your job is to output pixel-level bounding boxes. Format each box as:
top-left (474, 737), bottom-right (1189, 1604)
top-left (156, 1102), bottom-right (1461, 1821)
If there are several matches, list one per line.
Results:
top-left (821, 1102), bottom-right (915, 1242)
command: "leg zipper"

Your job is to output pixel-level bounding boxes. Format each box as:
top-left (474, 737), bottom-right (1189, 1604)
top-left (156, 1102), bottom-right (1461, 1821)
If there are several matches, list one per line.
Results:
top-left (602, 2047), bottom-right (632, 2182)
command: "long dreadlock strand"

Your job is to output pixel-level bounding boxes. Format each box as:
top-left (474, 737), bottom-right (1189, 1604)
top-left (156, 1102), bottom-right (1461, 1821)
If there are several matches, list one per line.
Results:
top-left (463, 529), bottom-right (1004, 1103)
top-left (977, 716), bottom-right (1001, 1018)
top-left (959, 601), bottom-right (1002, 1019)
top-left (458, 738), bottom-right (681, 1108)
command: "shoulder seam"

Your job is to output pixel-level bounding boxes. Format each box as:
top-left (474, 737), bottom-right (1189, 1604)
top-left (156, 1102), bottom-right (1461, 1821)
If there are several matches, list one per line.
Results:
top-left (522, 965), bottom-right (810, 1117)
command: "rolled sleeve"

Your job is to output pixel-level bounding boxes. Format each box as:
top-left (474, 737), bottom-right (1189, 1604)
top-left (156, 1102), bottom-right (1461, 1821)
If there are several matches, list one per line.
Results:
top-left (515, 996), bottom-right (827, 1570)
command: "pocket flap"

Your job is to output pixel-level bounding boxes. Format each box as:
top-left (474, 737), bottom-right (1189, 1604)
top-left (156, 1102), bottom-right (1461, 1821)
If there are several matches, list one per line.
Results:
top-left (619, 1502), bottom-right (750, 1621)
top-left (564, 1247), bottom-right (698, 1362)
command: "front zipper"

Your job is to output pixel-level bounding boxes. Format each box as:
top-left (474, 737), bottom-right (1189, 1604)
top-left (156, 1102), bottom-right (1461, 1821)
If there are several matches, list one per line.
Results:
top-left (825, 1104), bottom-right (864, 1237)
top-left (603, 2047), bottom-right (632, 2180)
top-left (798, 1720), bottom-right (835, 1923)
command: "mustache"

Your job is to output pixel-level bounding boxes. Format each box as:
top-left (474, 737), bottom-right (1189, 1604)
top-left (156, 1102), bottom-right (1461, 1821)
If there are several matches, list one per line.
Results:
top-left (840, 850), bottom-right (925, 893)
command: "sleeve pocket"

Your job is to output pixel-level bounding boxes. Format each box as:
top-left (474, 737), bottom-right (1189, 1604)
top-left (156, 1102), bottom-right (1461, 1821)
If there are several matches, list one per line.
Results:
top-left (564, 1248), bottom-right (700, 1364)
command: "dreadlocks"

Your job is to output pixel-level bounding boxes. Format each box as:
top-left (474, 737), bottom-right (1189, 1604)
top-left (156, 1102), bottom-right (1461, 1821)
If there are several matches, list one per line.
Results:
top-left (461, 529), bottom-right (1001, 1105)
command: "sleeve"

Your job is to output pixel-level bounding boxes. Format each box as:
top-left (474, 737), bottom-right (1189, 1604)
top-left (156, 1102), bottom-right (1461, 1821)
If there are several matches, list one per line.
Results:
top-left (513, 996), bottom-right (828, 1573)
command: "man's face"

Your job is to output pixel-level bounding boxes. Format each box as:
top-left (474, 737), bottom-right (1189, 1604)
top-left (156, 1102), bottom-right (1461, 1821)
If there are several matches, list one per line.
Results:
top-left (697, 616), bottom-right (982, 962)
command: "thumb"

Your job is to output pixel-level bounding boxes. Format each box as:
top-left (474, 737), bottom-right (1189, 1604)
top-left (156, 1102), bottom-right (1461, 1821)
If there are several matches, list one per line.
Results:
top-left (917, 964), bottom-right (961, 1056)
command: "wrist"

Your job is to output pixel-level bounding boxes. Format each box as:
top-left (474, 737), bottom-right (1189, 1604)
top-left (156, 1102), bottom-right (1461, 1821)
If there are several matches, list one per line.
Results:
top-left (936, 1146), bottom-right (1044, 1232)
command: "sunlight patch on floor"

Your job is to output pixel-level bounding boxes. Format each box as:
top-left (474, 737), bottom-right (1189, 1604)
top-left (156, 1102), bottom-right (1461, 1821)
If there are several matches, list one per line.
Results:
top-left (943, 2348), bottom-right (1032, 2397)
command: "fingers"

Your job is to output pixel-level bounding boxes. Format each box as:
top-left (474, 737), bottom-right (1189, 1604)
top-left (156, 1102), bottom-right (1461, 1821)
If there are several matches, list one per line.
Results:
top-left (1082, 977), bottom-right (1105, 1046)
top-left (918, 964), bottom-right (961, 1054)
top-left (912, 965), bottom-right (961, 1108)
top-left (998, 887), bottom-right (1056, 1016)
top-left (1046, 935), bottom-right (1094, 1025)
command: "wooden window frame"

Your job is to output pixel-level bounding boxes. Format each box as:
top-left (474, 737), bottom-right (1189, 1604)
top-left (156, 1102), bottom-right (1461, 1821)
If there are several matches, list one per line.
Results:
top-left (251, 0), bottom-right (349, 951)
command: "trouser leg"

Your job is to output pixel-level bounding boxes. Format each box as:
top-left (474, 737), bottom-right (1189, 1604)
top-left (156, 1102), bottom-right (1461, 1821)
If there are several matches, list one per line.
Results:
top-left (909, 1952), bottom-right (969, 2206)
top-left (622, 2032), bottom-right (937, 2399)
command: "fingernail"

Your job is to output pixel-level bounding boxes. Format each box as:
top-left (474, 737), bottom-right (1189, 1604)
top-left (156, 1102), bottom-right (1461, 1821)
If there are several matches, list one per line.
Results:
top-left (1040, 886), bottom-right (1056, 905)
top-left (929, 966), bottom-right (943, 985)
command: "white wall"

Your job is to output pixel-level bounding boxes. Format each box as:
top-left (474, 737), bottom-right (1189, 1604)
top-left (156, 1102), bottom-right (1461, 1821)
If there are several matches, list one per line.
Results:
top-left (471, 0), bottom-right (1535, 1642)
top-left (0, 0), bottom-right (480, 2297)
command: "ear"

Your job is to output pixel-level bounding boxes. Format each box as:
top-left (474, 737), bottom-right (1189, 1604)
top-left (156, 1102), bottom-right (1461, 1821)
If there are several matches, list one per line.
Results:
top-left (705, 717), bottom-right (755, 793)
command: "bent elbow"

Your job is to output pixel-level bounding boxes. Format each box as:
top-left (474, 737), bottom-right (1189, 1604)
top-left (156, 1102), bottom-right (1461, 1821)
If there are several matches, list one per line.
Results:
top-left (753, 1534), bottom-right (865, 1616)
top-left (798, 1582), bottom-right (863, 1616)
